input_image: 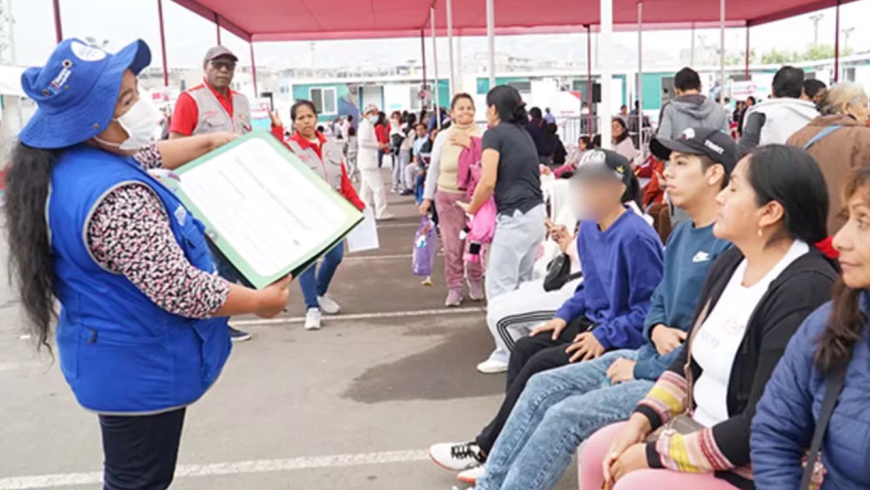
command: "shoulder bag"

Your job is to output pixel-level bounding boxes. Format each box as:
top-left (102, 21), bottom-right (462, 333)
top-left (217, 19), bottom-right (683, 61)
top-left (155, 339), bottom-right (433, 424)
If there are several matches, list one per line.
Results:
top-left (800, 364), bottom-right (847, 490)
top-left (645, 301), bottom-right (711, 443)
top-left (543, 254), bottom-right (582, 292)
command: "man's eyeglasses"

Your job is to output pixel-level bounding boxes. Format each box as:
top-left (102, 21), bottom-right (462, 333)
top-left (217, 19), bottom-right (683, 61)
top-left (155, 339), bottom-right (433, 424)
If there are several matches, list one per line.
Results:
top-left (209, 60), bottom-right (236, 71)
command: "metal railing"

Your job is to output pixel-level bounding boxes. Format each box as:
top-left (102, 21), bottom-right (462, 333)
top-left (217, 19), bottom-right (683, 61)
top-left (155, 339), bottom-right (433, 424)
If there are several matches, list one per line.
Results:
top-left (557, 116), bottom-right (601, 145)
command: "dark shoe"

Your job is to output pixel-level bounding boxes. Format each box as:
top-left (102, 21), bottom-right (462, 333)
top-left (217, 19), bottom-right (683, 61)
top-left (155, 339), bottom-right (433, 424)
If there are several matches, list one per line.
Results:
top-left (229, 326), bottom-right (252, 342)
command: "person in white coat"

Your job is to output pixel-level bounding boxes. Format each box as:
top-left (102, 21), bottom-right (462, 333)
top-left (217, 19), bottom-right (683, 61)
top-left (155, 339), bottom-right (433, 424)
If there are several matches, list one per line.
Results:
top-left (739, 66), bottom-right (819, 148)
top-left (358, 104), bottom-right (392, 220)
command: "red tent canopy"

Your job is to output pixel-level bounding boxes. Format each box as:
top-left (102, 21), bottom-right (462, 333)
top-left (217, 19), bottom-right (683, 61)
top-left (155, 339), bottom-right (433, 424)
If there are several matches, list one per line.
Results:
top-left (171, 0), bottom-right (854, 42)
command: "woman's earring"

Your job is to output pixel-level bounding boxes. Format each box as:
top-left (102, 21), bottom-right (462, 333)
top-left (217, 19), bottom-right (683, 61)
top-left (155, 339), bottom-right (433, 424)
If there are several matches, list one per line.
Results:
top-left (758, 228), bottom-right (763, 238)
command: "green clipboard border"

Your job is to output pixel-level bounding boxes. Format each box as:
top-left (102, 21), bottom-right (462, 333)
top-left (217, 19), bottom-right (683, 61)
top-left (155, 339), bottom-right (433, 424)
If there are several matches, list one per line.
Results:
top-left (174, 131), bottom-right (363, 289)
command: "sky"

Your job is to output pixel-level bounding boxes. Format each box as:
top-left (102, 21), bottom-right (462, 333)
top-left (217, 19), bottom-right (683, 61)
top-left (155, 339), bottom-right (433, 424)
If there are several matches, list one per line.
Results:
top-left (6, 0), bottom-right (870, 71)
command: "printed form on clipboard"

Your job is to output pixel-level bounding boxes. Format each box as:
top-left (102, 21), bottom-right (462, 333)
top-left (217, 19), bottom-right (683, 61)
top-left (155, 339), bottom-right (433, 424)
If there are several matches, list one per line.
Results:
top-left (173, 131), bottom-right (364, 289)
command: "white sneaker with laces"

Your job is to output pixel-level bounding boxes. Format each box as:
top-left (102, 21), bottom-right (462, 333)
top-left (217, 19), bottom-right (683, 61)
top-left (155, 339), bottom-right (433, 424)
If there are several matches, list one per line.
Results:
top-left (477, 359), bottom-right (508, 374)
top-left (318, 295), bottom-right (341, 315)
top-left (457, 464), bottom-right (486, 484)
top-left (305, 309), bottom-right (323, 330)
top-left (429, 442), bottom-right (485, 472)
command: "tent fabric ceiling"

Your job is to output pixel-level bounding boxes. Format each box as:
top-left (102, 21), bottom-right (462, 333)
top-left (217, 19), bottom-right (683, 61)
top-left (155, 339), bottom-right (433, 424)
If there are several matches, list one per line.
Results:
top-left (171, 0), bottom-right (855, 42)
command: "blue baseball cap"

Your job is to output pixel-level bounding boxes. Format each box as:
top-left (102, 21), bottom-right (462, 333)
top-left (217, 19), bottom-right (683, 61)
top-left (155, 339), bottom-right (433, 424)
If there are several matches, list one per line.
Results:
top-left (19, 38), bottom-right (152, 150)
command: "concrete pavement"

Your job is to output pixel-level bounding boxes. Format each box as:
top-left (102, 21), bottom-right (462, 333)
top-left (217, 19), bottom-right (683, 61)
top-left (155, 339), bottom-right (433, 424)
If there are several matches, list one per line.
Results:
top-left (0, 169), bottom-right (579, 490)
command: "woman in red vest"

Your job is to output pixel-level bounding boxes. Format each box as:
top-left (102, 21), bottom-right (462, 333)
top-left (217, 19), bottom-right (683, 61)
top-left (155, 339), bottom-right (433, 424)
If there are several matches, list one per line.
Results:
top-left (271, 102), bottom-right (364, 331)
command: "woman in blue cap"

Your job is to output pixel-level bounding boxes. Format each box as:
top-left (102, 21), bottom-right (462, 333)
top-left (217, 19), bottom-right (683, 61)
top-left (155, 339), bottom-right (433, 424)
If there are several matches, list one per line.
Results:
top-left (4, 39), bottom-right (292, 489)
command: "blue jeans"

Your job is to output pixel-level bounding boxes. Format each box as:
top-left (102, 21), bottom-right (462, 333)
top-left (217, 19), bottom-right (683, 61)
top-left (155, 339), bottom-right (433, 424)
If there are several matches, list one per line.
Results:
top-left (476, 350), bottom-right (654, 490)
top-left (298, 243), bottom-right (344, 310)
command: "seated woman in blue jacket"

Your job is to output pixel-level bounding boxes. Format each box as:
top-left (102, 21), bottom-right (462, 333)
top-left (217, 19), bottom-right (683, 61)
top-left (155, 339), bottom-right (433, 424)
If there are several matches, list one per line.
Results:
top-left (429, 149), bottom-right (664, 475)
top-left (752, 166), bottom-right (870, 490)
top-left (4, 40), bottom-right (291, 490)
top-left (458, 128), bottom-right (739, 489)
top-left (583, 145), bottom-right (837, 490)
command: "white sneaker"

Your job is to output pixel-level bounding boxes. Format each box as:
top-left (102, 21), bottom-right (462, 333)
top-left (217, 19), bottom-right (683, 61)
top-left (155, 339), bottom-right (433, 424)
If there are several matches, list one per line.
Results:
top-left (376, 213), bottom-right (396, 221)
top-left (458, 464), bottom-right (486, 484)
top-left (304, 309), bottom-right (322, 330)
top-left (318, 295), bottom-right (341, 315)
top-left (429, 442), bottom-right (485, 472)
top-left (477, 359), bottom-right (508, 374)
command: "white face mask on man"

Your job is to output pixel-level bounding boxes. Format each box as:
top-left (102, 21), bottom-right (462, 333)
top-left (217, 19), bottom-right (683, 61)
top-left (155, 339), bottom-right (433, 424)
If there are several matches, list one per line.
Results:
top-left (96, 96), bottom-right (163, 150)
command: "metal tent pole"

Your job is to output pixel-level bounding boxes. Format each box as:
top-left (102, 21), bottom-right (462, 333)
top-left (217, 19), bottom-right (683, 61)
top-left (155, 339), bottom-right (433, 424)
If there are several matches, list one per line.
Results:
top-left (745, 26), bottom-right (750, 79)
top-left (456, 35), bottom-right (463, 92)
top-left (431, 7), bottom-right (441, 128)
top-left (421, 29), bottom-right (428, 109)
top-left (690, 23), bottom-right (695, 65)
top-left (720, 0), bottom-right (726, 102)
top-left (447, 0), bottom-right (455, 97)
top-left (52, 0), bottom-right (62, 43)
top-left (486, 0), bottom-right (496, 90)
top-left (250, 42), bottom-right (258, 97)
top-left (834, 0), bottom-right (841, 82)
top-left (637, 1), bottom-right (643, 155)
top-left (215, 14), bottom-right (221, 44)
top-left (157, 0), bottom-right (169, 87)
top-left (586, 24), bottom-right (593, 135)
top-left (600, 0), bottom-right (613, 146)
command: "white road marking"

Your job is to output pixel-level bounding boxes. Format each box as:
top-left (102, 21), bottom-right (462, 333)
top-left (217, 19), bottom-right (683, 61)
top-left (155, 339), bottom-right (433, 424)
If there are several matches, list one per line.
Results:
top-left (0, 362), bottom-right (40, 373)
top-left (0, 450), bottom-right (430, 489)
top-left (344, 252), bottom-right (444, 261)
top-left (343, 253), bottom-right (413, 261)
top-left (231, 306), bottom-right (485, 327)
top-left (375, 222), bottom-right (419, 229)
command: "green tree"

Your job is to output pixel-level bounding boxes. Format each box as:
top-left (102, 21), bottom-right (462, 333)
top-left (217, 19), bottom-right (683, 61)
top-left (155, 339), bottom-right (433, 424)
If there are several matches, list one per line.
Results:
top-left (760, 44), bottom-right (856, 65)
top-left (798, 43), bottom-right (854, 61)
top-left (761, 48), bottom-right (796, 65)
top-left (726, 48), bottom-right (757, 66)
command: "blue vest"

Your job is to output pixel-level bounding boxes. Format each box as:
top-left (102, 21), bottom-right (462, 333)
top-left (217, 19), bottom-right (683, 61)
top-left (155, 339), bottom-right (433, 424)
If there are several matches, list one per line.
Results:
top-left (48, 145), bottom-right (232, 414)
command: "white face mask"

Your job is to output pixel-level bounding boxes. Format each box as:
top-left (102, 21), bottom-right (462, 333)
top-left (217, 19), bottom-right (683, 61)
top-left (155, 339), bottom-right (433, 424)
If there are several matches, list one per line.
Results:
top-left (97, 96), bottom-right (163, 150)
top-left (368, 115), bottom-right (379, 124)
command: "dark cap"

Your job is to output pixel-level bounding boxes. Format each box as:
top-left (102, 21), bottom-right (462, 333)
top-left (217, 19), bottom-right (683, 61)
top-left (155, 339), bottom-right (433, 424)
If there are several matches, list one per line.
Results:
top-left (573, 149), bottom-right (633, 188)
top-left (204, 46), bottom-right (238, 63)
top-left (650, 127), bottom-right (741, 174)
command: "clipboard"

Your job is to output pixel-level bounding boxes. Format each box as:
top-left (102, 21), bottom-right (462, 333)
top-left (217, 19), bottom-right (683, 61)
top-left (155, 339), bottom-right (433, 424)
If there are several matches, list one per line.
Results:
top-left (173, 131), bottom-right (363, 289)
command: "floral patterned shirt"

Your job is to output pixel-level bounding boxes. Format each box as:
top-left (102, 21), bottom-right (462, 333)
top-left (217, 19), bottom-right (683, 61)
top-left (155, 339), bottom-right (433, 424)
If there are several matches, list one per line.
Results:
top-left (84, 143), bottom-right (229, 318)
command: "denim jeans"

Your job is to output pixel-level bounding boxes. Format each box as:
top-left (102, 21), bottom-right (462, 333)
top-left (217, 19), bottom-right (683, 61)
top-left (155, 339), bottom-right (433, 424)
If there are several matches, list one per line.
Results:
top-left (298, 242), bottom-right (344, 310)
top-left (476, 350), bottom-right (654, 490)
top-left (475, 317), bottom-right (593, 454)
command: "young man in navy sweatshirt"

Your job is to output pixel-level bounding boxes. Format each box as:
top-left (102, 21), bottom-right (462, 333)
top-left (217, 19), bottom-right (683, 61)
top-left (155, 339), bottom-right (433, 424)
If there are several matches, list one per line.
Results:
top-left (430, 149), bottom-right (664, 474)
top-left (430, 130), bottom-right (740, 485)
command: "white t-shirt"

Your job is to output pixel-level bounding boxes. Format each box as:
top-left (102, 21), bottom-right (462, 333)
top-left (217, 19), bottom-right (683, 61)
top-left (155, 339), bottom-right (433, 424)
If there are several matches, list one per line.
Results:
top-left (692, 240), bottom-right (809, 427)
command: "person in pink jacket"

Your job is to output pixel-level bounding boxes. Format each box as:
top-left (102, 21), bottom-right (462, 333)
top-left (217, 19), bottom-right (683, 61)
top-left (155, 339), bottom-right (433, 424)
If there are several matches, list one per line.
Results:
top-left (420, 93), bottom-right (486, 307)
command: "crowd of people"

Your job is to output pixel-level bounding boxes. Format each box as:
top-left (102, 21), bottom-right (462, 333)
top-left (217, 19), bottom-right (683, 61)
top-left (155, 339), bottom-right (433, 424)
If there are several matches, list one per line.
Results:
top-left (6, 35), bottom-right (870, 490)
top-left (420, 63), bottom-right (870, 490)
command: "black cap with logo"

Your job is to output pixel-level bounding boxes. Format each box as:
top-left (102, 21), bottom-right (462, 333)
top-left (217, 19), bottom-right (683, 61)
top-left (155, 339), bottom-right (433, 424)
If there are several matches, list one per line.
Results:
top-left (573, 149), bottom-right (634, 188)
top-left (650, 127), bottom-right (741, 174)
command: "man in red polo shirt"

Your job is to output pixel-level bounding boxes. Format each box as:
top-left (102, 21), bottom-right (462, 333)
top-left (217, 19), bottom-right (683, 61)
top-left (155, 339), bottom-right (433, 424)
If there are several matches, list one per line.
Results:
top-left (170, 46), bottom-right (251, 139)
top-left (170, 46), bottom-right (254, 342)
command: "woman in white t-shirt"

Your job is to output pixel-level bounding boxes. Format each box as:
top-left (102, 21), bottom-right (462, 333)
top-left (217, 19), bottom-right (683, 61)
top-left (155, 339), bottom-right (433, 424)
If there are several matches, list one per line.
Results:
top-left (581, 145), bottom-right (838, 490)
top-left (611, 118), bottom-right (637, 164)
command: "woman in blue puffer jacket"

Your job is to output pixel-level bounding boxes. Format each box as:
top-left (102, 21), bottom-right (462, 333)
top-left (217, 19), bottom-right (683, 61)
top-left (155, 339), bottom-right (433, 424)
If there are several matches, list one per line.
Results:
top-left (752, 166), bottom-right (870, 490)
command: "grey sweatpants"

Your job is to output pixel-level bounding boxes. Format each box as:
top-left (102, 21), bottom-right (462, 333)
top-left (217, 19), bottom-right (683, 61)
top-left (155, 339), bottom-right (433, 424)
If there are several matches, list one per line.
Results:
top-left (485, 204), bottom-right (547, 301)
